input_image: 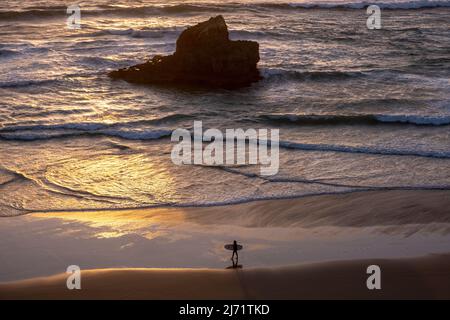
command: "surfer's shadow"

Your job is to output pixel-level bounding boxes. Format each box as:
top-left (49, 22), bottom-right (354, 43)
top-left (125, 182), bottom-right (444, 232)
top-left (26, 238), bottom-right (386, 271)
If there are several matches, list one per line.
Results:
top-left (226, 264), bottom-right (243, 269)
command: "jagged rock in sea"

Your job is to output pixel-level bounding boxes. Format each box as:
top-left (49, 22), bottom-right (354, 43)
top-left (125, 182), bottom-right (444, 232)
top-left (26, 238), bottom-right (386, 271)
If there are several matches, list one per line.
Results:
top-left (109, 15), bottom-right (261, 88)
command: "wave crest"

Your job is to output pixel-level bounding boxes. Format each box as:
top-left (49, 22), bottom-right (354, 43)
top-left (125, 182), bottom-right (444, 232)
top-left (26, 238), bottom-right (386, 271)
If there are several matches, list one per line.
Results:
top-left (261, 113), bottom-right (450, 126)
top-left (4, 1), bottom-right (449, 20)
top-left (287, 0), bottom-right (450, 9)
top-left (0, 115), bottom-right (192, 141)
top-left (279, 140), bottom-right (450, 159)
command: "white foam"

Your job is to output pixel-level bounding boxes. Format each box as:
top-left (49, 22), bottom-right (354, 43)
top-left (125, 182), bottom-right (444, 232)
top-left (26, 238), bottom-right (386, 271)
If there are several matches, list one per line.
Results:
top-left (279, 140), bottom-right (450, 158)
top-left (375, 114), bottom-right (450, 125)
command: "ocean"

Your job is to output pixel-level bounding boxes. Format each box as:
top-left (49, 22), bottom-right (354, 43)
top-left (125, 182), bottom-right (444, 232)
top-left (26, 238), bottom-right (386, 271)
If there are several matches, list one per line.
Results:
top-left (1, 0), bottom-right (450, 217)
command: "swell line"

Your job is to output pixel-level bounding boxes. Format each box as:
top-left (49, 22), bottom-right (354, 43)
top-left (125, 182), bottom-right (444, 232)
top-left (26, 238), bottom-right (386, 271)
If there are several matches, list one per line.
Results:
top-left (260, 113), bottom-right (450, 126)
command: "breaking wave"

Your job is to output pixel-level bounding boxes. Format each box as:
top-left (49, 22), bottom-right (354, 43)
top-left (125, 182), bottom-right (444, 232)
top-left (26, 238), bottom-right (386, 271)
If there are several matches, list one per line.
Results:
top-left (279, 140), bottom-right (450, 159)
top-left (0, 115), bottom-right (193, 141)
top-left (4, 1), bottom-right (449, 20)
top-left (261, 113), bottom-right (450, 126)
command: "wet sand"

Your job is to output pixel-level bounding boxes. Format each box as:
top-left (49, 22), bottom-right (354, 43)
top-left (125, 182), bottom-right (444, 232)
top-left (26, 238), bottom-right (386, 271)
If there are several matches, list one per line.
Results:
top-left (1, 254), bottom-right (449, 299)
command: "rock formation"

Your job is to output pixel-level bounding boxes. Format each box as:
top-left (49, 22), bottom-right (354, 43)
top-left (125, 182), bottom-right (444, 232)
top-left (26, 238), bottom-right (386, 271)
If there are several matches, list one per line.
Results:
top-left (109, 16), bottom-right (261, 88)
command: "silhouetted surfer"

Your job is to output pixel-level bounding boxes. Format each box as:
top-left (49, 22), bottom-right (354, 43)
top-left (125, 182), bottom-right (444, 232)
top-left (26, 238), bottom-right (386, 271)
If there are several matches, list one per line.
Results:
top-left (224, 240), bottom-right (243, 268)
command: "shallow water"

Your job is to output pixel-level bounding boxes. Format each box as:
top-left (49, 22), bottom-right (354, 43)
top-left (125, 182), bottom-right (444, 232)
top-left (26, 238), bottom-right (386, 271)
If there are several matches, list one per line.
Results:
top-left (1, 0), bottom-right (450, 215)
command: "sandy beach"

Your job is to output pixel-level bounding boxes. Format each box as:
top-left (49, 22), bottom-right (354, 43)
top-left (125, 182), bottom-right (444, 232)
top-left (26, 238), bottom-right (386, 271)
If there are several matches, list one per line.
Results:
top-left (1, 254), bottom-right (449, 299)
top-left (1, 189), bottom-right (450, 299)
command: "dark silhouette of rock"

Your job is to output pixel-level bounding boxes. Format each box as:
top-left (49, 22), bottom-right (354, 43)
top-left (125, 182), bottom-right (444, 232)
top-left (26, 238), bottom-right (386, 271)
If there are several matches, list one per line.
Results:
top-left (109, 16), bottom-right (261, 88)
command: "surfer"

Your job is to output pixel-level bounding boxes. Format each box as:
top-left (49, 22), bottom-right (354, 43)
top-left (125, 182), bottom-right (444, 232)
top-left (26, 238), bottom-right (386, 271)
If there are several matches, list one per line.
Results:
top-left (224, 240), bottom-right (242, 268)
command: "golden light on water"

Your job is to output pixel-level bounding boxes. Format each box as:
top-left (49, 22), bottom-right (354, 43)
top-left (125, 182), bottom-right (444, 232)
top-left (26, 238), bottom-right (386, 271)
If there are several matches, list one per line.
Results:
top-left (45, 153), bottom-right (177, 205)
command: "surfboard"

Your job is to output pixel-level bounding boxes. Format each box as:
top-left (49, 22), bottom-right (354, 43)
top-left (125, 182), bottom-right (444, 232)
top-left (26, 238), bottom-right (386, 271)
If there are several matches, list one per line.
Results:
top-left (224, 244), bottom-right (243, 251)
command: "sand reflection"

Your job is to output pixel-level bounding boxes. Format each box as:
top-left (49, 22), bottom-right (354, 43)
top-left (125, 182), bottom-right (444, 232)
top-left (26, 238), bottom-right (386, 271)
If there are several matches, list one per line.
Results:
top-left (32, 208), bottom-right (185, 240)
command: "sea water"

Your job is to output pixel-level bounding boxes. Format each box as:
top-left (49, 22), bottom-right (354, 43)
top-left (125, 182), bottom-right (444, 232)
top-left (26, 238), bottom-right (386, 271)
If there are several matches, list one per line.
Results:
top-left (0, 0), bottom-right (449, 215)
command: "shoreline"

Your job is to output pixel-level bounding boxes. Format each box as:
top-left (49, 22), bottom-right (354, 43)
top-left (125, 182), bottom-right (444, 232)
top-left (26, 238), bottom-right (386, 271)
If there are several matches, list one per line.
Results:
top-left (3, 187), bottom-right (450, 219)
top-left (1, 254), bottom-right (450, 299)
top-left (0, 186), bottom-right (450, 219)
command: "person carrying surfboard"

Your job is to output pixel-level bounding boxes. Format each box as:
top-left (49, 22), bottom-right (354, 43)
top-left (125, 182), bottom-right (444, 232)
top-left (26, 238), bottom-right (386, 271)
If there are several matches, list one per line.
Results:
top-left (224, 240), bottom-right (243, 268)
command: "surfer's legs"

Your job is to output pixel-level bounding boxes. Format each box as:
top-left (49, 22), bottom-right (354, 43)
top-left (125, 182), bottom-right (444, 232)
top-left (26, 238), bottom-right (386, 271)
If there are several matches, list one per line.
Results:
top-left (231, 251), bottom-right (238, 267)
